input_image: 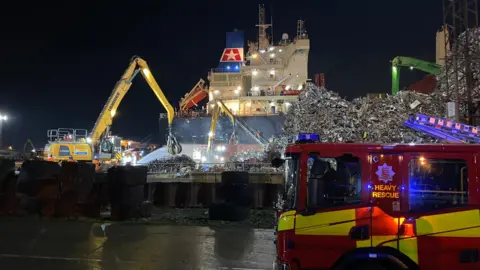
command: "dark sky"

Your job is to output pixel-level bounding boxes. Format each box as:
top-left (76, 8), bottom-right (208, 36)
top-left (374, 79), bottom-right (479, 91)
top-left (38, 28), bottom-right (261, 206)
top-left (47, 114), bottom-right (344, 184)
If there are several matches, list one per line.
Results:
top-left (0, 0), bottom-right (443, 149)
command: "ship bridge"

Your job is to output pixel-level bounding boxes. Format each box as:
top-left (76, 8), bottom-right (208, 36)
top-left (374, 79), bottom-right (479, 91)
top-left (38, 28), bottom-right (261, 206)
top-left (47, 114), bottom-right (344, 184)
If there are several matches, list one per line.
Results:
top-left (207, 12), bottom-right (309, 117)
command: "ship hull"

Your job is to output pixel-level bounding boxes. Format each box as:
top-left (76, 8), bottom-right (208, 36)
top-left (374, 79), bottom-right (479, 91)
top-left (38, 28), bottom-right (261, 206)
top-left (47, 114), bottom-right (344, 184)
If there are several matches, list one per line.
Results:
top-left (161, 115), bottom-right (285, 145)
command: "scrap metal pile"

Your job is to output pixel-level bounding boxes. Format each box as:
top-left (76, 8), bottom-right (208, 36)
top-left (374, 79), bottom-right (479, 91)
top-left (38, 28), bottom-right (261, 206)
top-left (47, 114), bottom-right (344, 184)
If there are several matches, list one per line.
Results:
top-left (147, 155), bottom-right (196, 173)
top-left (283, 83), bottom-right (446, 143)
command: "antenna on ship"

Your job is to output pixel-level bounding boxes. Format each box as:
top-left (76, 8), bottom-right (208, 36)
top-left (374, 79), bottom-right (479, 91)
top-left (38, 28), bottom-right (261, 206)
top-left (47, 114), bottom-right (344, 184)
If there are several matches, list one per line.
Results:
top-left (256, 4), bottom-right (271, 50)
top-left (270, 4), bottom-right (274, 45)
top-left (296, 19), bottom-right (307, 40)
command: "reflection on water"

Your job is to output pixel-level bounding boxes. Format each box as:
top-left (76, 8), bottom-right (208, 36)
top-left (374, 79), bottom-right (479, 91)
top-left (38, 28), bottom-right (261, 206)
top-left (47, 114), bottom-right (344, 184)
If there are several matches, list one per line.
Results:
top-left (0, 220), bottom-right (275, 270)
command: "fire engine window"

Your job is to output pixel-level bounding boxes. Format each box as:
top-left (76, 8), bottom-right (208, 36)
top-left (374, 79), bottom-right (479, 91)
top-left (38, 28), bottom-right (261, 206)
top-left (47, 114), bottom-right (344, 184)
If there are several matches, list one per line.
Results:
top-left (408, 158), bottom-right (468, 212)
top-left (58, 145), bottom-right (71, 156)
top-left (284, 154), bottom-right (300, 209)
top-left (306, 154), bottom-right (362, 207)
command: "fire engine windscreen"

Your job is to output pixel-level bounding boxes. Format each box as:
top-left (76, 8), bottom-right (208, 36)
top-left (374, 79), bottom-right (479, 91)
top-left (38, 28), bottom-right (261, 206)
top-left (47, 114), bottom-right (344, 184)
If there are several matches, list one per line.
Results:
top-left (284, 154), bottom-right (300, 209)
top-left (307, 154), bottom-right (362, 207)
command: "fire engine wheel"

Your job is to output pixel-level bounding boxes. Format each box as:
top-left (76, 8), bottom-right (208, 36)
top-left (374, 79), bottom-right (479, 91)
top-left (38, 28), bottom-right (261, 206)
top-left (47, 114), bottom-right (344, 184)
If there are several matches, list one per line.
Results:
top-left (345, 260), bottom-right (392, 270)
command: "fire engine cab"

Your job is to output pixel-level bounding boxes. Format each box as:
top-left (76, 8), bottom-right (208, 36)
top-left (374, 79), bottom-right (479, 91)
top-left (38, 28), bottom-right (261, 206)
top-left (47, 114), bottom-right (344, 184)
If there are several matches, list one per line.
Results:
top-left (273, 133), bottom-right (480, 270)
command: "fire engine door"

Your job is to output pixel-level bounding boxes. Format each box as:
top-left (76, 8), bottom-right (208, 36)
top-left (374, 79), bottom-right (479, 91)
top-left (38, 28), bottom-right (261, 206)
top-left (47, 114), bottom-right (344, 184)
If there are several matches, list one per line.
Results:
top-left (293, 154), bottom-right (366, 269)
top-left (369, 152), bottom-right (404, 214)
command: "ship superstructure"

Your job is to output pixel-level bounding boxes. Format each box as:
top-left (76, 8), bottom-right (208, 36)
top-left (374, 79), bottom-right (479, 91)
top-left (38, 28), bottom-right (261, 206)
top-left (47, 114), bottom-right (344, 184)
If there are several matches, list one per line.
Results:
top-left (163, 5), bottom-right (310, 161)
top-left (207, 5), bottom-right (309, 117)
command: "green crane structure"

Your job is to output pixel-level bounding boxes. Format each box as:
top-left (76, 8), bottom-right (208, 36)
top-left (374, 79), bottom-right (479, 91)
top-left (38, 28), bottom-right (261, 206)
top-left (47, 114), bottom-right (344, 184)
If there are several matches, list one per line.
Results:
top-left (391, 56), bottom-right (443, 95)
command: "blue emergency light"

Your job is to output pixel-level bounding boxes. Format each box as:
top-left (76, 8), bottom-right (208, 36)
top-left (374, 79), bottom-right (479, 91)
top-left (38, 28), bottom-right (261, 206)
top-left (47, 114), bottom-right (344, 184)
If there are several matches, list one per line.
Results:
top-left (295, 133), bottom-right (321, 143)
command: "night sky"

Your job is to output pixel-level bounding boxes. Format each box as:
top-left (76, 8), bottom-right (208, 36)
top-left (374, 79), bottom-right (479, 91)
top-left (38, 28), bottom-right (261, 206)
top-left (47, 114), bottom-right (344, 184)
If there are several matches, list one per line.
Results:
top-left (0, 0), bottom-right (443, 149)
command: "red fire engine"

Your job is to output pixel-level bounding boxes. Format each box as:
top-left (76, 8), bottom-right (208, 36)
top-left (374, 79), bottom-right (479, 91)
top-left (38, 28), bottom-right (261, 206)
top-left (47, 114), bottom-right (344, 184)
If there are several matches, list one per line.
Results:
top-left (274, 133), bottom-right (480, 270)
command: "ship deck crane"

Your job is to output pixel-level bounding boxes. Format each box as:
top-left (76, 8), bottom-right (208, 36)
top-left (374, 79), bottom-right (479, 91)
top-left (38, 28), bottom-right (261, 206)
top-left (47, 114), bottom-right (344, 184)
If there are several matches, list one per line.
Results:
top-left (91, 56), bottom-right (181, 156)
top-left (207, 100), bottom-right (237, 152)
top-left (207, 101), bottom-right (268, 152)
top-left (391, 56), bottom-right (442, 95)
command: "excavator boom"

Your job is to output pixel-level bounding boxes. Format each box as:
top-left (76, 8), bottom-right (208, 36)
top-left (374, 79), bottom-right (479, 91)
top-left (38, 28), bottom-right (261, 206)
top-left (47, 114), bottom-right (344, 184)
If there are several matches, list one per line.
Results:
top-left (391, 56), bottom-right (442, 95)
top-left (90, 56), bottom-right (180, 155)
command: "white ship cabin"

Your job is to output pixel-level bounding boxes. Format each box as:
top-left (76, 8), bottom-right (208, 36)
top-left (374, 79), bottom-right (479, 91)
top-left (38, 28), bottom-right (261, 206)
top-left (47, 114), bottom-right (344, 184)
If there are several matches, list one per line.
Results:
top-left (207, 19), bottom-right (310, 117)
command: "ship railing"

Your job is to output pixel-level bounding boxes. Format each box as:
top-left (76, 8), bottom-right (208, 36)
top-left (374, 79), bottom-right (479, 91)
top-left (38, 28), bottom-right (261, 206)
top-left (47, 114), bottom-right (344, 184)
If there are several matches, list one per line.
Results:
top-left (160, 110), bottom-right (283, 120)
top-left (210, 68), bottom-right (242, 73)
top-left (147, 162), bottom-right (277, 174)
top-left (209, 81), bottom-right (242, 87)
top-left (216, 91), bottom-right (287, 100)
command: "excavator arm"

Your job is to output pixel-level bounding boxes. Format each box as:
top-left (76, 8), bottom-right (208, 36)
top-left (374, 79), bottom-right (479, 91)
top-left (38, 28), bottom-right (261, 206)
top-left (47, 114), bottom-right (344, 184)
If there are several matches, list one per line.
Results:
top-left (391, 56), bottom-right (442, 95)
top-left (90, 56), bottom-right (181, 155)
top-left (207, 101), bottom-right (236, 151)
top-left (179, 79), bottom-right (208, 112)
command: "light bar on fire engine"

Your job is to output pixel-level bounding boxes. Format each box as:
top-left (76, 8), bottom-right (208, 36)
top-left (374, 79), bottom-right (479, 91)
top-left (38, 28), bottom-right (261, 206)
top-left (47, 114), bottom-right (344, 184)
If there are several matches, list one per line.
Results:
top-left (295, 133), bottom-right (320, 143)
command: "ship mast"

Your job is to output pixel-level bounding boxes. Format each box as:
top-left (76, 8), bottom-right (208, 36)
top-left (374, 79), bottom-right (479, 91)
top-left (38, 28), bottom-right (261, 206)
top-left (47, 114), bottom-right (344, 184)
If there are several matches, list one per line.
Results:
top-left (256, 4), bottom-right (271, 50)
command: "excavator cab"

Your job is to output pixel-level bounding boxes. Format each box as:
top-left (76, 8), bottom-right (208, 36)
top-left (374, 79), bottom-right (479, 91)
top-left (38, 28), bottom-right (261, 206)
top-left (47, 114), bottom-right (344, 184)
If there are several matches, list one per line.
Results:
top-left (44, 128), bottom-right (93, 162)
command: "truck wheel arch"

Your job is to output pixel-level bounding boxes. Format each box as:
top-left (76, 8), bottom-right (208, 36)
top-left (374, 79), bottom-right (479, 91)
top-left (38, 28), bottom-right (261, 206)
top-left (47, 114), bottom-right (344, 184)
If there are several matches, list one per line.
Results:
top-left (330, 247), bottom-right (420, 270)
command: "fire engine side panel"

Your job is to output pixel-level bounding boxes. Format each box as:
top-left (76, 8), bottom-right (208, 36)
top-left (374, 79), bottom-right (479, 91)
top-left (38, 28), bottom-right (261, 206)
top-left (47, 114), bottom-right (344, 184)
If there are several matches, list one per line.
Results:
top-left (281, 143), bottom-right (480, 269)
top-left (368, 153), bottom-right (404, 214)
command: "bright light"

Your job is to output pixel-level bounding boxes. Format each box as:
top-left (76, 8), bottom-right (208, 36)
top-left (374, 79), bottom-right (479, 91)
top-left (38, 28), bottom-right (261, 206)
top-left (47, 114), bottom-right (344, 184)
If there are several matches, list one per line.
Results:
top-left (285, 102), bottom-right (291, 106)
top-left (270, 102), bottom-right (275, 106)
top-left (269, 47), bottom-right (275, 51)
top-left (214, 90), bottom-right (220, 95)
top-left (259, 49), bottom-right (265, 53)
top-left (86, 137), bottom-right (92, 143)
top-left (201, 156), bottom-right (207, 162)
top-left (285, 85), bottom-right (291, 90)
top-left (0, 115), bottom-right (7, 121)
top-left (253, 86), bottom-right (260, 91)
top-left (270, 53), bottom-right (275, 58)
top-left (246, 102), bottom-right (252, 107)
top-left (110, 109), bottom-right (116, 118)
top-left (215, 155), bottom-right (219, 160)
top-left (226, 65), bottom-right (231, 70)
top-left (252, 70), bottom-right (258, 76)
top-left (409, 66), bottom-right (414, 70)
top-left (208, 132), bottom-right (214, 137)
top-left (220, 157), bottom-right (225, 162)
top-left (279, 49), bottom-right (283, 52)
top-left (141, 68), bottom-right (150, 77)
top-left (221, 145), bottom-right (226, 151)
top-left (252, 54), bottom-right (258, 58)
top-left (234, 89), bottom-right (239, 94)
top-left (297, 84), bottom-right (303, 90)
top-left (236, 86), bottom-right (242, 90)
top-left (210, 103), bottom-right (215, 108)
top-left (270, 69), bottom-right (275, 75)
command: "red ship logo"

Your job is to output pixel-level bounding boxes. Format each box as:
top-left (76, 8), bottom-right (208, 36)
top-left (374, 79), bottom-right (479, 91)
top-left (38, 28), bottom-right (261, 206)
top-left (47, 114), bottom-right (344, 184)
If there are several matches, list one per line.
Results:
top-left (220, 48), bottom-right (244, 62)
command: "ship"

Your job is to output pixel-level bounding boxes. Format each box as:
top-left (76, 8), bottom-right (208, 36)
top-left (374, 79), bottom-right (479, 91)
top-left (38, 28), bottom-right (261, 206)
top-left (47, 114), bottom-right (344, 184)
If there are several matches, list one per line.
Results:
top-left (160, 5), bottom-right (310, 162)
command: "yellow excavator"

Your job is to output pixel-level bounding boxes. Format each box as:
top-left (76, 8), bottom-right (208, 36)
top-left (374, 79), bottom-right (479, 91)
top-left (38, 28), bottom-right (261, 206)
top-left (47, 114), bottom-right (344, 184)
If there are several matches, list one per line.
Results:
top-left (44, 56), bottom-right (181, 164)
top-left (90, 55), bottom-right (181, 157)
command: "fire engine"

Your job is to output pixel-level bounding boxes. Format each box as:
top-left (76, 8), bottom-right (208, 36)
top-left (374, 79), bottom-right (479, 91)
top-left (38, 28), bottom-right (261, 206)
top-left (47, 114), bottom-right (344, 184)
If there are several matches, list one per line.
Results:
top-left (273, 133), bottom-right (480, 270)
